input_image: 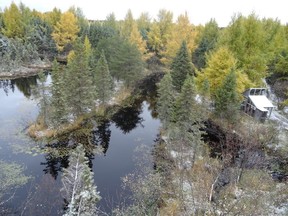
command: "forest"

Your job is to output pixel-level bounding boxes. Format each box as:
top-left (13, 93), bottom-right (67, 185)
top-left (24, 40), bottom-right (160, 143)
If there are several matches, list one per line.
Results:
top-left (0, 2), bottom-right (288, 216)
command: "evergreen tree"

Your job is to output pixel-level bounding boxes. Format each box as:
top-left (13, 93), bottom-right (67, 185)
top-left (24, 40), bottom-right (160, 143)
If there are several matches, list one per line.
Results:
top-left (94, 50), bottom-right (113, 105)
top-left (65, 38), bottom-right (94, 118)
top-left (97, 36), bottom-right (144, 87)
top-left (171, 41), bottom-right (193, 92)
top-left (50, 59), bottom-right (67, 127)
top-left (137, 12), bottom-right (151, 40)
top-left (171, 75), bottom-right (205, 168)
top-left (156, 72), bottom-right (175, 129)
top-left (192, 19), bottom-right (219, 70)
top-left (214, 69), bottom-right (239, 122)
top-left (61, 144), bottom-right (101, 216)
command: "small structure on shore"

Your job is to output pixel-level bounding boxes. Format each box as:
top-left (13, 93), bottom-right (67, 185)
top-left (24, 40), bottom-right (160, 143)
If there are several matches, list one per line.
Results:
top-left (241, 88), bottom-right (274, 122)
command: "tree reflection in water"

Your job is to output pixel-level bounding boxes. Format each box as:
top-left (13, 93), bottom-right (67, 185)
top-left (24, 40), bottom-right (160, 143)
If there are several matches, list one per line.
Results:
top-left (112, 102), bottom-right (144, 134)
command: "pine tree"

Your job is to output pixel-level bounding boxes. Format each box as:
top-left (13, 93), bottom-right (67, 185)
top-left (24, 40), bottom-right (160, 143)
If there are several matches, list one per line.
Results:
top-left (156, 72), bottom-right (175, 129)
top-left (65, 38), bottom-right (94, 118)
top-left (50, 59), bottom-right (67, 127)
top-left (215, 69), bottom-right (240, 122)
top-left (61, 144), bottom-right (101, 216)
top-left (94, 50), bottom-right (113, 105)
top-left (171, 41), bottom-right (194, 92)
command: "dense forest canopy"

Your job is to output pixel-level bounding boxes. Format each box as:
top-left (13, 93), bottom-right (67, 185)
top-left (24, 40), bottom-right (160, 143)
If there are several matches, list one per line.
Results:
top-left (0, 2), bottom-right (288, 215)
top-left (0, 2), bottom-right (287, 107)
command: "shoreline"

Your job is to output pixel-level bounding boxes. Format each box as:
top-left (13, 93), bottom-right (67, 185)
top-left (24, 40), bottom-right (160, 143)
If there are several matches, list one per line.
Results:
top-left (0, 62), bottom-right (52, 80)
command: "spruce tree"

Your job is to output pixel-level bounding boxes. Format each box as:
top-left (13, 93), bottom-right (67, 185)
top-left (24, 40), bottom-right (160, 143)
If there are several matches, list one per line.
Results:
top-left (65, 38), bottom-right (94, 118)
top-left (62, 144), bottom-right (101, 216)
top-left (214, 69), bottom-right (239, 122)
top-left (156, 72), bottom-right (175, 129)
top-left (94, 50), bottom-right (113, 105)
top-left (171, 75), bottom-right (205, 165)
top-left (50, 59), bottom-right (67, 128)
top-left (171, 41), bottom-right (193, 92)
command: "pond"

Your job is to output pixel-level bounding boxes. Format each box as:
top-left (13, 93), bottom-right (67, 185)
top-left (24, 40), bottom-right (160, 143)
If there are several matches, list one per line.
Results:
top-left (0, 75), bottom-right (160, 215)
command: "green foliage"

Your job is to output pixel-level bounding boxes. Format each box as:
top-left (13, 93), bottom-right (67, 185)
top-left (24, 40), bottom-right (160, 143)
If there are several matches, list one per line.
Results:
top-left (156, 72), bottom-right (175, 129)
top-left (26, 16), bottom-right (57, 55)
top-left (146, 9), bottom-right (173, 56)
top-left (97, 36), bottom-right (144, 87)
top-left (174, 75), bottom-right (204, 131)
top-left (94, 50), bottom-right (113, 104)
top-left (65, 38), bottom-right (94, 118)
top-left (171, 41), bottom-right (194, 92)
top-left (121, 9), bottom-right (134, 39)
top-left (50, 59), bottom-right (67, 127)
top-left (62, 144), bottom-right (101, 216)
top-left (87, 21), bottom-right (116, 48)
top-left (214, 69), bottom-right (240, 122)
top-left (137, 12), bottom-right (151, 40)
top-left (218, 13), bottom-right (285, 85)
top-left (192, 19), bottom-right (219, 69)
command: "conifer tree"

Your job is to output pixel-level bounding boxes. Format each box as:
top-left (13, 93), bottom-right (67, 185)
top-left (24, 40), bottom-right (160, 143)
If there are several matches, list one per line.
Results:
top-left (65, 38), bottom-right (94, 118)
top-left (162, 12), bottom-right (198, 65)
top-left (192, 19), bottom-right (219, 70)
top-left (130, 22), bottom-right (147, 58)
top-left (156, 72), bottom-right (175, 129)
top-left (62, 144), bottom-right (101, 216)
top-left (197, 46), bottom-right (251, 96)
top-left (2, 2), bottom-right (24, 38)
top-left (94, 50), bottom-right (113, 105)
top-left (52, 11), bottom-right (79, 52)
top-left (214, 69), bottom-right (240, 122)
top-left (171, 75), bottom-right (205, 171)
top-left (50, 59), bottom-right (67, 127)
top-left (171, 41), bottom-right (193, 92)
top-left (121, 9), bottom-right (134, 39)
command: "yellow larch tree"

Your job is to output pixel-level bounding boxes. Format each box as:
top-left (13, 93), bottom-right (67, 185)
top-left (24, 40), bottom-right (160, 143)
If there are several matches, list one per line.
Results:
top-left (130, 22), bottom-right (147, 59)
top-left (52, 11), bottom-right (79, 52)
top-left (196, 46), bottom-right (252, 96)
top-left (161, 12), bottom-right (199, 65)
top-left (2, 2), bottom-right (24, 38)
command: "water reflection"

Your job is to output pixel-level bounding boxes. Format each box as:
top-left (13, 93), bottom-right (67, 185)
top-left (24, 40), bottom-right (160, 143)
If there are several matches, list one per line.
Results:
top-left (0, 74), bottom-right (161, 215)
top-left (112, 104), bottom-right (144, 134)
top-left (91, 120), bottom-right (111, 155)
top-left (0, 76), bottom-right (38, 97)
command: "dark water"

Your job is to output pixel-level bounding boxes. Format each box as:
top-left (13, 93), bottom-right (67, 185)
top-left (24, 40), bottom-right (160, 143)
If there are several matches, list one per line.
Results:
top-left (0, 75), bottom-right (160, 215)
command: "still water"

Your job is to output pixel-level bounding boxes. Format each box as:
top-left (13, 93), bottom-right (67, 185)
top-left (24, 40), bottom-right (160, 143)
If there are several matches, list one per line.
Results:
top-left (0, 75), bottom-right (160, 215)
